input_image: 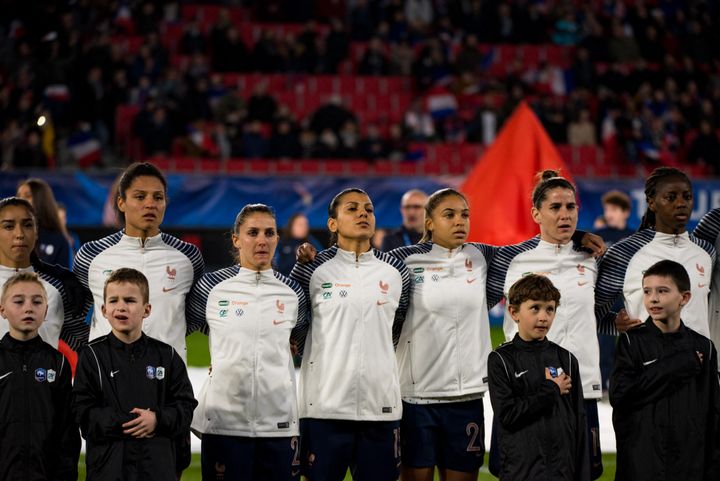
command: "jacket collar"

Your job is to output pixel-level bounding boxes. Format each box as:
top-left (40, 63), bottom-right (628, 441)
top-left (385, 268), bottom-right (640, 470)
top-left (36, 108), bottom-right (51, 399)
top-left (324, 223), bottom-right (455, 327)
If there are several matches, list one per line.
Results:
top-left (107, 331), bottom-right (148, 355)
top-left (335, 246), bottom-right (376, 264)
top-left (512, 332), bottom-right (551, 351)
top-left (120, 231), bottom-right (163, 248)
top-left (1, 332), bottom-right (45, 352)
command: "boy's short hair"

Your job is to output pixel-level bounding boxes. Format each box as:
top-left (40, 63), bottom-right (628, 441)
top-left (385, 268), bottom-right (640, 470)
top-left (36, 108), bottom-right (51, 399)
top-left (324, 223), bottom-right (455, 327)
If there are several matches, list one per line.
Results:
top-left (508, 274), bottom-right (561, 308)
top-left (103, 268), bottom-right (150, 303)
top-left (1, 272), bottom-right (47, 303)
top-left (601, 190), bottom-right (631, 211)
top-left (642, 260), bottom-right (690, 292)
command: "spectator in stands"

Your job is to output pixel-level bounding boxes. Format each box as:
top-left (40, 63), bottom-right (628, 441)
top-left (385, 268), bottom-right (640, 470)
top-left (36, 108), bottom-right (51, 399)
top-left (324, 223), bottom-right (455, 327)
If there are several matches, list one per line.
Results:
top-left (309, 95), bottom-right (357, 136)
top-left (275, 213), bottom-right (323, 276)
top-left (568, 108), bottom-right (597, 146)
top-left (405, 0), bottom-right (434, 34)
top-left (359, 36), bottom-right (390, 76)
top-left (338, 120), bottom-right (360, 158)
top-left (12, 129), bottom-right (47, 168)
top-left (212, 27), bottom-right (249, 73)
top-left (326, 17), bottom-right (350, 73)
top-left (381, 189), bottom-right (427, 251)
top-left (246, 82), bottom-right (278, 124)
top-left (16, 179), bottom-right (72, 268)
top-left (359, 124), bottom-right (388, 161)
top-left (180, 20), bottom-right (207, 55)
top-left (688, 119), bottom-right (720, 172)
top-left (240, 120), bottom-right (270, 159)
top-left (269, 119), bottom-right (302, 159)
top-left (404, 99), bottom-right (435, 141)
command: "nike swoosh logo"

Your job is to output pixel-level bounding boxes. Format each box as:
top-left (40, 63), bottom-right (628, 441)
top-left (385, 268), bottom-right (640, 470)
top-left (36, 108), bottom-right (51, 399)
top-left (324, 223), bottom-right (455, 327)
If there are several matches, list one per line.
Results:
top-left (272, 320), bottom-right (289, 325)
top-left (377, 300), bottom-right (389, 306)
top-left (291, 470), bottom-right (301, 477)
top-left (0, 372), bottom-right (12, 380)
top-left (578, 281), bottom-right (589, 286)
top-left (110, 370), bottom-right (120, 377)
top-left (642, 359), bottom-right (657, 366)
top-left (466, 277), bottom-right (477, 284)
top-left (162, 287), bottom-right (177, 293)
top-left (514, 370), bottom-right (528, 378)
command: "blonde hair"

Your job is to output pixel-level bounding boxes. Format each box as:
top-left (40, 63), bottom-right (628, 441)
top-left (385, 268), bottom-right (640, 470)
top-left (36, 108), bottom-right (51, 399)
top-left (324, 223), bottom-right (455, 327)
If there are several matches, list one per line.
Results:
top-left (1, 272), bottom-right (47, 304)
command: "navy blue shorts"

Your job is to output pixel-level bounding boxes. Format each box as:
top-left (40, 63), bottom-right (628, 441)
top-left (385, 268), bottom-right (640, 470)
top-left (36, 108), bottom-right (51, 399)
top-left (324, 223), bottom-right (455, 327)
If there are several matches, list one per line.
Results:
top-left (401, 399), bottom-right (485, 472)
top-left (299, 418), bottom-right (401, 481)
top-left (200, 434), bottom-right (300, 481)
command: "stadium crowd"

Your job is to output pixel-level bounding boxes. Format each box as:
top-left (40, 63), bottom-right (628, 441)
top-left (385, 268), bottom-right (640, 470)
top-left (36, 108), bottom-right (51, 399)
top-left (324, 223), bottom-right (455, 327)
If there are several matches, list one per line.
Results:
top-left (1, 0), bottom-right (720, 170)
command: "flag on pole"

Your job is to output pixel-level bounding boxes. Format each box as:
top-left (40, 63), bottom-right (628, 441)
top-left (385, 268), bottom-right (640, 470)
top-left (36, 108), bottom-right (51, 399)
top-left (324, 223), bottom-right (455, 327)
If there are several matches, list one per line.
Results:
top-left (460, 101), bottom-right (573, 245)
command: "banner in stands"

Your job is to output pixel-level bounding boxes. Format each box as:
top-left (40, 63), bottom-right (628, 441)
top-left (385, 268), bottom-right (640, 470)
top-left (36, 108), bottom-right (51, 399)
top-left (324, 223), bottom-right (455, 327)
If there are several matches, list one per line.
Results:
top-left (1, 172), bottom-right (718, 233)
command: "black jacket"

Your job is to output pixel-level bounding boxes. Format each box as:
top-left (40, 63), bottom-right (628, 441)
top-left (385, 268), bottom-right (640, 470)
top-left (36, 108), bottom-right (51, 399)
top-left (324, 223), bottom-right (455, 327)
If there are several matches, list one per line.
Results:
top-left (380, 225), bottom-right (422, 252)
top-left (610, 319), bottom-right (720, 481)
top-left (73, 333), bottom-right (197, 481)
top-left (488, 335), bottom-right (589, 481)
top-left (0, 334), bottom-right (79, 481)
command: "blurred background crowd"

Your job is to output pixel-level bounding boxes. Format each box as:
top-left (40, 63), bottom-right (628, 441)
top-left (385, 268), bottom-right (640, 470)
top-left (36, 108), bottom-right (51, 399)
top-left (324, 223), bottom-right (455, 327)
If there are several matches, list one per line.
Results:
top-left (2, 0), bottom-right (720, 173)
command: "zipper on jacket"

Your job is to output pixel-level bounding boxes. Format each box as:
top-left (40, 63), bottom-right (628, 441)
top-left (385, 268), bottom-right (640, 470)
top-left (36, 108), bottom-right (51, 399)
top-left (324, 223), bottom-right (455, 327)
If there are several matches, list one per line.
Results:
top-left (674, 234), bottom-right (679, 246)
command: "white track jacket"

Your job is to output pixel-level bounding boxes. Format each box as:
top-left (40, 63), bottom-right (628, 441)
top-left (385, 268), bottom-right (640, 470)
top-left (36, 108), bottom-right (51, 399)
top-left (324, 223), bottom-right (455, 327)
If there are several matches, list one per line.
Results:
top-left (74, 231), bottom-right (204, 362)
top-left (488, 237), bottom-right (602, 400)
top-left (291, 246), bottom-right (411, 421)
top-left (391, 242), bottom-right (494, 400)
top-left (187, 266), bottom-right (309, 437)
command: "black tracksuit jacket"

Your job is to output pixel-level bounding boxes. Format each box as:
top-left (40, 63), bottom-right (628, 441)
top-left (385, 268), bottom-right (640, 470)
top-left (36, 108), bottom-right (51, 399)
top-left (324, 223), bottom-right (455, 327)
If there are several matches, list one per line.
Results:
top-left (488, 335), bottom-right (589, 481)
top-left (0, 334), bottom-right (79, 481)
top-left (72, 332), bottom-right (197, 481)
top-left (610, 319), bottom-right (720, 481)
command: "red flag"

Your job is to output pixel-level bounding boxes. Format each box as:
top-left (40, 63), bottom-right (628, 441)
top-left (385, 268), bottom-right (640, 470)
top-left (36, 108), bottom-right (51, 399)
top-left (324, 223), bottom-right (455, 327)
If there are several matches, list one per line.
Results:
top-left (461, 101), bottom-right (573, 245)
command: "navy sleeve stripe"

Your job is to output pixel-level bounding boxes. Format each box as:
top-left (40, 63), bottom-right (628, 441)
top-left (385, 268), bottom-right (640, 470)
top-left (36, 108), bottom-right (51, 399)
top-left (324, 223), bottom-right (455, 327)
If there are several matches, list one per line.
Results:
top-left (161, 233), bottom-right (205, 283)
top-left (594, 229), bottom-right (655, 335)
top-left (275, 271), bottom-right (311, 356)
top-left (289, 246), bottom-right (338, 296)
top-left (486, 237), bottom-right (541, 309)
top-left (374, 249), bottom-right (412, 348)
top-left (35, 270), bottom-right (90, 350)
top-left (467, 242), bottom-right (498, 264)
top-left (186, 265), bottom-right (240, 336)
top-left (689, 233), bottom-right (717, 263)
top-left (693, 208), bottom-right (720, 245)
top-left (73, 231), bottom-right (124, 287)
top-left (389, 242), bottom-right (433, 261)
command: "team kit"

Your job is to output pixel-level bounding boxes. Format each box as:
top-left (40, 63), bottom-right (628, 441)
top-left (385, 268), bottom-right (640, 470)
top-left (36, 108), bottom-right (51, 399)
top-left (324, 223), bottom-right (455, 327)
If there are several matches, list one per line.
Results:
top-left (0, 162), bottom-right (719, 481)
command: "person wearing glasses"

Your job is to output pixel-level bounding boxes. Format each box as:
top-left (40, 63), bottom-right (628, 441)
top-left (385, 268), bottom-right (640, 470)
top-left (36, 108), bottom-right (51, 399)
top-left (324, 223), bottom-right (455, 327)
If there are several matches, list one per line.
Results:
top-left (381, 189), bottom-right (428, 251)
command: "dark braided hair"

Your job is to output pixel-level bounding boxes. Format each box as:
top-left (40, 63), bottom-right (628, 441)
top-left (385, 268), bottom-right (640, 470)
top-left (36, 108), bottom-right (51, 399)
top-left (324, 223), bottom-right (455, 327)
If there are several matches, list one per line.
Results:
top-left (638, 167), bottom-right (691, 231)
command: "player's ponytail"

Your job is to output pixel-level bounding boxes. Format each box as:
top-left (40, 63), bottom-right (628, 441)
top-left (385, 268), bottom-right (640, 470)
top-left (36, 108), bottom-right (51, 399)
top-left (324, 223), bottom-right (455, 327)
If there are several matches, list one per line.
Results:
top-left (531, 169), bottom-right (575, 209)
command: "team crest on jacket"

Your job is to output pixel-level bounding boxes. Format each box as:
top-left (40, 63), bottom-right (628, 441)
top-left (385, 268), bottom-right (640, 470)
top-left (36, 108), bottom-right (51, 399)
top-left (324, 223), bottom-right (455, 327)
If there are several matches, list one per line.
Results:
top-left (46, 369), bottom-right (56, 383)
top-left (156, 367), bottom-right (165, 380)
top-left (697, 263), bottom-right (705, 276)
top-left (276, 299), bottom-right (285, 314)
top-left (146, 366), bottom-right (155, 380)
top-left (465, 258), bottom-right (473, 271)
top-left (577, 264), bottom-right (585, 274)
top-left (379, 280), bottom-right (389, 294)
top-left (166, 265), bottom-right (176, 280)
top-left (35, 368), bottom-right (46, 382)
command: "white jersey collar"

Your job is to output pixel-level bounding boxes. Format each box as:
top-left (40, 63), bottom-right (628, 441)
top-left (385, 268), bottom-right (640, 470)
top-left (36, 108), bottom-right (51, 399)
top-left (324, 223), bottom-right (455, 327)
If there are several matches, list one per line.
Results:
top-left (335, 246), bottom-right (375, 264)
top-left (120, 231), bottom-right (163, 248)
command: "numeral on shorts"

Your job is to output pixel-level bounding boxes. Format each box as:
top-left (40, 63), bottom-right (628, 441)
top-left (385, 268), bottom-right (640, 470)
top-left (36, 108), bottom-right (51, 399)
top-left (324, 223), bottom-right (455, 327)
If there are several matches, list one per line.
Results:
top-left (466, 422), bottom-right (483, 452)
top-left (291, 436), bottom-right (301, 466)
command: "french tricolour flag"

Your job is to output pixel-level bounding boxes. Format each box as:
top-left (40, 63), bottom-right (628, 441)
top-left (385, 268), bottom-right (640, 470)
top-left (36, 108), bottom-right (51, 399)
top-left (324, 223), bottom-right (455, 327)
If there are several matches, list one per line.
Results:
top-left (426, 86), bottom-right (458, 120)
top-left (67, 130), bottom-right (102, 168)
